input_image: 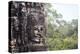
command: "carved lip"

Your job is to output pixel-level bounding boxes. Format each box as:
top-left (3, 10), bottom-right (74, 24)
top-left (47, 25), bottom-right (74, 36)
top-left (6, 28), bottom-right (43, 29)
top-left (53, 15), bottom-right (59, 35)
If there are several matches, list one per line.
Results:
top-left (32, 37), bottom-right (40, 42)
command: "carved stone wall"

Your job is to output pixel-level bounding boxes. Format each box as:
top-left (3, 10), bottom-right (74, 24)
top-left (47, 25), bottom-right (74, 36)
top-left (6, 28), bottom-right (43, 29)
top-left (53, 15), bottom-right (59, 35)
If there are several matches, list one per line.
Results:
top-left (9, 1), bottom-right (47, 53)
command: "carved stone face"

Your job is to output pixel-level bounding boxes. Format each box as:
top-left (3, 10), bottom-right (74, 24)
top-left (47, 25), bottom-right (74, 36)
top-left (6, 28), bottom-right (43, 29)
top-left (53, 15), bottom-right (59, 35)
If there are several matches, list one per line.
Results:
top-left (27, 13), bottom-right (45, 44)
top-left (26, 5), bottom-right (45, 44)
top-left (31, 25), bottom-right (44, 43)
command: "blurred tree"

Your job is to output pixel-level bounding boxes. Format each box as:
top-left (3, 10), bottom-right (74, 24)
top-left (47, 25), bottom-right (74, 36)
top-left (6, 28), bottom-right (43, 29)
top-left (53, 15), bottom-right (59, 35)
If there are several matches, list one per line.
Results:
top-left (45, 3), bottom-right (78, 50)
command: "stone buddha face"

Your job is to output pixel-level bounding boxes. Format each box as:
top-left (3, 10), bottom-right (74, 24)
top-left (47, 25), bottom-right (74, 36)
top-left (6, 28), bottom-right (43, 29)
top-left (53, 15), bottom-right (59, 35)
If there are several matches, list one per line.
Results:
top-left (31, 25), bottom-right (44, 43)
top-left (27, 5), bottom-right (45, 44)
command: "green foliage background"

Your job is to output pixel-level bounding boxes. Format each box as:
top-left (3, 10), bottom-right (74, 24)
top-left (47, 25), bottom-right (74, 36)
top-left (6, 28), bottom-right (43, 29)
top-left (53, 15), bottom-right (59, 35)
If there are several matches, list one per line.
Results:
top-left (45, 3), bottom-right (78, 50)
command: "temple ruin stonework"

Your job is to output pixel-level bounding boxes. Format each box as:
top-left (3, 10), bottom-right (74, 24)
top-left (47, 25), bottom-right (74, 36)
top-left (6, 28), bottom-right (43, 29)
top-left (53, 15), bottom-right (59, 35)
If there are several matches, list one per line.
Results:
top-left (9, 1), bottom-right (47, 53)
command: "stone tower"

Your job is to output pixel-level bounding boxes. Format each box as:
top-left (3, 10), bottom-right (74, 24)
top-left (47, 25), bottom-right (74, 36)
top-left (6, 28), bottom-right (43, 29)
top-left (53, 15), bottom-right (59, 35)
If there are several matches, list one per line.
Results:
top-left (9, 1), bottom-right (47, 53)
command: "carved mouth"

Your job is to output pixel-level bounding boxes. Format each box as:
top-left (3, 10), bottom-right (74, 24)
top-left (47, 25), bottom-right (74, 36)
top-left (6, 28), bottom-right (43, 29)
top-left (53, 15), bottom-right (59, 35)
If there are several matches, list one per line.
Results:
top-left (34, 38), bottom-right (39, 42)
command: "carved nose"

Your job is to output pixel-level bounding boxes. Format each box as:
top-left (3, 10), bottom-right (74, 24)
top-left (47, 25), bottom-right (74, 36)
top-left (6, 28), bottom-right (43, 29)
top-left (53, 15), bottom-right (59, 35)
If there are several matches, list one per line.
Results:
top-left (34, 30), bottom-right (38, 34)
